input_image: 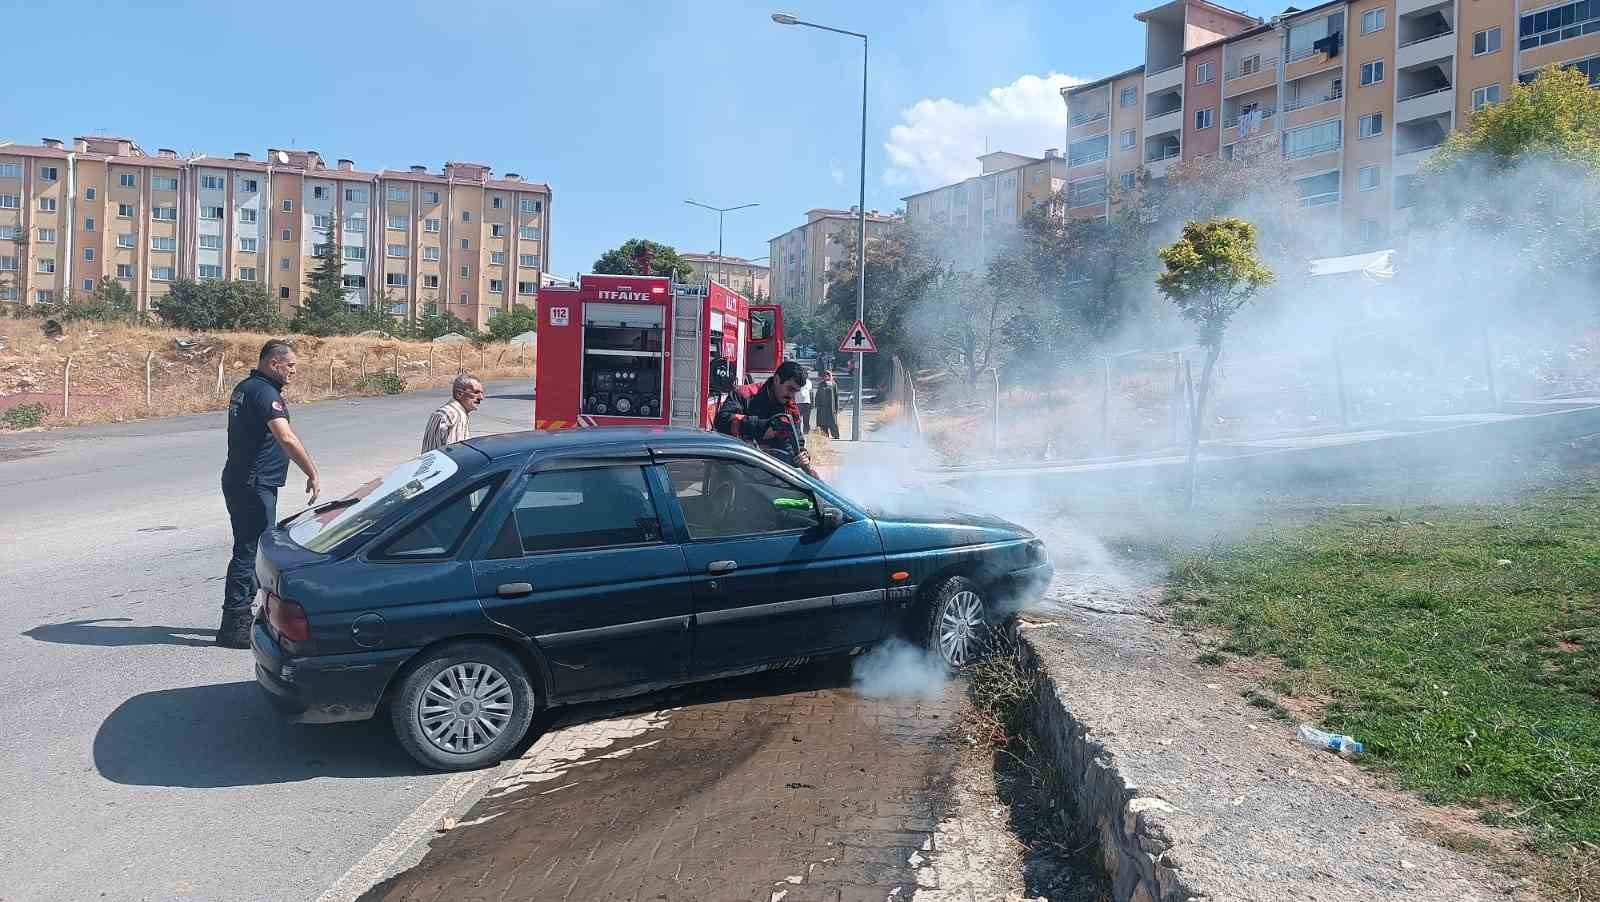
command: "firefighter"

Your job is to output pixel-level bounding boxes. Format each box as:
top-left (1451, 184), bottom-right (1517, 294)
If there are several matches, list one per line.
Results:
top-left (713, 360), bottom-right (816, 476)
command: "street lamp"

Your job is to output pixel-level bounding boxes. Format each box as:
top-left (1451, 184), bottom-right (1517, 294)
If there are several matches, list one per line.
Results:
top-left (772, 10), bottom-right (868, 442)
top-left (684, 200), bottom-right (758, 287)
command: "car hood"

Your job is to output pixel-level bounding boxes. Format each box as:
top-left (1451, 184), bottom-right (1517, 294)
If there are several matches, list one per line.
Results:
top-left (865, 499), bottom-right (1033, 554)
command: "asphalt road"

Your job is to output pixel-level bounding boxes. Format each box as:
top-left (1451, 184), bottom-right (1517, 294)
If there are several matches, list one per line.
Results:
top-left (0, 381), bottom-right (535, 902)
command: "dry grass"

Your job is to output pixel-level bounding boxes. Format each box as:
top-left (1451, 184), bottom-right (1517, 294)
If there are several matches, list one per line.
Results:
top-left (0, 319), bottom-right (533, 429)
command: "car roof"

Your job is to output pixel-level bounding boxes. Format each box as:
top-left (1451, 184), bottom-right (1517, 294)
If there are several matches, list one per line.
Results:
top-left (463, 427), bottom-right (748, 460)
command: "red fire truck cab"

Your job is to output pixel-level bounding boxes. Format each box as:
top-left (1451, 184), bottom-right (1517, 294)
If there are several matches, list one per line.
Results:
top-left (533, 273), bottom-right (783, 431)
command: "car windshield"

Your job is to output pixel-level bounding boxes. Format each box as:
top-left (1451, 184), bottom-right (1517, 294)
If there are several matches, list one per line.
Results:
top-left (286, 451), bottom-right (460, 553)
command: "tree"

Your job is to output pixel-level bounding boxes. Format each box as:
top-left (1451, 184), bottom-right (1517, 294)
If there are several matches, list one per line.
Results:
top-left (415, 310), bottom-right (477, 342)
top-left (1157, 218), bottom-right (1274, 509)
top-left (154, 280), bottom-right (283, 332)
top-left (819, 223), bottom-right (943, 385)
top-left (485, 304), bottom-right (536, 343)
top-left (294, 220), bottom-right (348, 335)
top-left (593, 239), bottom-right (694, 282)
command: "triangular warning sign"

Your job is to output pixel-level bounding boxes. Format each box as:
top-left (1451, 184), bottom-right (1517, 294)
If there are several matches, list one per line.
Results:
top-left (838, 320), bottom-right (878, 354)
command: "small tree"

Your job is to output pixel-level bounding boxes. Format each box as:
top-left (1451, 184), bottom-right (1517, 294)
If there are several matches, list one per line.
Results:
top-left (1156, 218), bottom-right (1274, 508)
top-left (154, 279), bottom-right (282, 332)
top-left (485, 303), bottom-right (536, 343)
top-left (295, 221), bottom-right (347, 335)
top-left (593, 238), bottom-right (695, 281)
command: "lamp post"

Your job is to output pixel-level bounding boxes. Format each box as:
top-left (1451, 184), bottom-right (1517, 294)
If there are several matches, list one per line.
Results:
top-left (772, 11), bottom-right (868, 442)
top-left (684, 200), bottom-right (758, 287)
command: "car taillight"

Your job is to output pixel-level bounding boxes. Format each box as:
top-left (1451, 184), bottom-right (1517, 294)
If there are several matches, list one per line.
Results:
top-left (264, 591), bottom-right (311, 643)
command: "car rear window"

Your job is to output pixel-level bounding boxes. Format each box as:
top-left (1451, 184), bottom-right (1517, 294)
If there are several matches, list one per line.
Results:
top-left (286, 451), bottom-right (460, 553)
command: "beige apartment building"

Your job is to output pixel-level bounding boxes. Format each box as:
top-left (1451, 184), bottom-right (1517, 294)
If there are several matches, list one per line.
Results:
top-left (1063, 0), bottom-right (1574, 249)
top-left (680, 252), bottom-right (771, 299)
top-left (900, 150), bottom-right (1072, 270)
top-left (768, 207), bottom-right (898, 307)
top-left (0, 136), bottom-right (551, 329)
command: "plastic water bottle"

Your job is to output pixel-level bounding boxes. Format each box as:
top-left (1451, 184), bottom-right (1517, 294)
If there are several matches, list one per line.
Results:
top-left (1298, 723), bottom-right (1364, 756)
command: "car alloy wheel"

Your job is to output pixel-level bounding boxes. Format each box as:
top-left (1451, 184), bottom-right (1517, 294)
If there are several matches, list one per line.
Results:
top-left (938, 589), bottom-right (987, 667)
top-left (418, 662), bottom-right (515, 754)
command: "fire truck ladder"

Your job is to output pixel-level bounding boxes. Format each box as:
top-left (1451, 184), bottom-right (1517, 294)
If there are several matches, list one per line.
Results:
top-left (669, 285), bottom-right (705, 429)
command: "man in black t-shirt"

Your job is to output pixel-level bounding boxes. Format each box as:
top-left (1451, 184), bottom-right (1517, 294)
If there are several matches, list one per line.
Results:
top-left (218, 340), bottom-right (321, 648)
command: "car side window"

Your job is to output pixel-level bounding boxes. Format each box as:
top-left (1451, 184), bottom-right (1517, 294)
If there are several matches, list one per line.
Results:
top-left (502, 466), bottom-right (663, 554)
top-left (378, 478), bottom-right (501, 559)
top-left (663, 458), bottom-right (818, 540)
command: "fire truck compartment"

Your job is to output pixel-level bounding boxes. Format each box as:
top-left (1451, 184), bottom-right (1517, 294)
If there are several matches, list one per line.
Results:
top-left (582, 302), bottom-right (664, 418)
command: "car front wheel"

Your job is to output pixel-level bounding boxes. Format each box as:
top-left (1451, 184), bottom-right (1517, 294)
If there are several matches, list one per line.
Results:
top-left (390, 641), bottom-right (536, 771)
top-left (923, 576), bottom-right (990, 668)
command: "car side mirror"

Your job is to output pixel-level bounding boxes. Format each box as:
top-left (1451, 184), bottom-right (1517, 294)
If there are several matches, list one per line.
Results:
top-left (818, 504), bottom-right (844, 531)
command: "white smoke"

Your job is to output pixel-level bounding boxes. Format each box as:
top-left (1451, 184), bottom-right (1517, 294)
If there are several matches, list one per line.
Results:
top-left (851, 639), bottom-right (951, 699)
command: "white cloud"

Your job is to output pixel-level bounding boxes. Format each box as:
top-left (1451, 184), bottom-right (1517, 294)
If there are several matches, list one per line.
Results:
top-left (830, 160), bottom-right (847, 186)
top-left (882, 72), bottom-right (1085, 191)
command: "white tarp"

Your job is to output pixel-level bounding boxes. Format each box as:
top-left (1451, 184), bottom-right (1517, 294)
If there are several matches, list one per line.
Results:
top-left (1308, 249), bottom-right (1396, 279)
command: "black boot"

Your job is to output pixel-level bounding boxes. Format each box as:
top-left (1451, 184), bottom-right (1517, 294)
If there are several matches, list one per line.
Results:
top-left (216, 608), bottom-right (253, 649)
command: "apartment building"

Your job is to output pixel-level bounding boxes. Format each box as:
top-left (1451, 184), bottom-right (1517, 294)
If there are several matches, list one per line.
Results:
top-left (0, 136), bottom-right (551, 329)
top-left (680, 252), bottom-right (771, 299)
top-left (1061, 0), bottom-right (1583, 250)
top-left (900, 150), bottom-right (1071, 270)
top-left (768, 207), bottom-right (899, 307)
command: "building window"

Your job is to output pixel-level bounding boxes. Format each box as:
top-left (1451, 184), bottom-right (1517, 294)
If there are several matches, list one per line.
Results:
top-left (344, 246), bottom-right (367, 261)
top-left (387, 214), bottom-right (407, 230)
top-left (39, 197), bottom-right (56, 212)
top-left (313, 186), bottom-right (329, 199)
top-left (490, 251), bottom-right (506, 265)
top-left (200, 235), bottom-right (223, 250)
top-left (1361, 8), bottom-right (1385, 34)
top-left (422, 274), bottom-right (439, 289)
top-left (84, 217), bottom-right (95, 231)
top-left (280, 258), bottom-right (290, 270)
top-left (240, 267), bottom-right (257, 282)
top-left (489, 279), bottom-right (504, 293)
top-left (37, 228), bottom-right (56, 243)
top-left (460, 265), bottom-right (471, 278)
top-left (117, 203), bottom-right (134, 218)
top-left (1121, 129), bottom-right (1136, 150)
top-left (491, 195), bottom-right (504, 209)
top-left (0, 163), bottom-right (19, 179)
top-left (460, 238), bottom-right (470, 250)
top-left (240, 237), bottom-right (258, 252)
top-left (345, 216), bottom-right (366, 232)
top-left (461, 210), bottom-right (473, 222)
top-left (490, 224), bottom-right (505, 238)
top-left (458, 293), bottom-right (468, 305)
top-left (1474, 26), bottom-right (1501, 56)
top-left (1118, 86), bottom-right (1139, 108)
top-left (0, 225), bottom-right (13, 239)
top-left (1239, 54), bottom-right (1261, 77)
top-left (516, 254), bottom-right (536, 268)
top-left (1359, 164), bottom-right (1380, 191)
top-left (280, 228), bottom-right (292, 241)
top-left (519, 197), bottom-right (540, 213)
top-left (313, 214), bottom-right (333, 229)
top-left (83, 248), bottom-right (94, 262)
top-left (422, 246), bottom-right (440, 261)
top-left (387, 243), bottom-right (407, 258)
top-left (342, 274), bottom-right (367, 289)
top-left (519, 225), bottom-right (539, 239)
top-left (36, 289), bottom-right (54, 303)
top-left (1358, 218), bottom-right (1383, 245)
top-left (199, 264), bottom-right (223, 279)
top-left (517, 281), bottom-right (536, 295)
top-left (345, 188), bottom-right (368, 203)
top-left (117, 264), bottom-right (135, 279)
top-left (37, 258), bottom-right (55, 273)
top-left (152, 176), bottom-right (178, 191)
top-left (153, 266), bottom-right (175, 281)
top-left (282, 199), bottom-right (293, 212)
top-left (424, 190), bottom-right (440, 204)
top-left (1359, 112), bottom-right (1383, 138)
top-left (1195, 62), bottom-right (1214, 84)
top-left (40, 166), bottom-right (58, 182)
top-left (1518, 3), bottom-right (1600, 50)
top-left (202, 175), bottom-right (224, 190)
top-left (84, 186), bottom-right (96, 200)
top-left (387, 186), bottom-right (409, 202)
top-left (1196, 108), bottom-right (1215, 130)
top-left (425, 218), bottom-right (440, 233)
top-left (1472, 84), bottom-right (1502, 110)
top-left (1119, 172), bottom-right (1137, 190)
top-left (1361, 60), bottom-right (1384, 86)
top-left (241, 178), bottom-right (258, 192)
top-left (151, 236), bottom-right (176, 251)
top-left (152, 206), bottom-right (177, 221)
top-left (118, 233), bottom-right (135, 248)
top-left (201, 206), bottom-right (223, 220)
top-left (239, 208), bottom-right (257, 223)
top-left (385, 272), bottom-right (411, 288)
top-left (0, 195), bottom-right (17, 209)
top-left (280, 286), bottom-right (290, 299)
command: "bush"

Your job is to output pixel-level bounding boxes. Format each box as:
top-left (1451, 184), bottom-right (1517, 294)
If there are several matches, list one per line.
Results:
top-left (354, 372), bottom-right (406, 395)
top-left (1, 403), bottom-right (47, 429)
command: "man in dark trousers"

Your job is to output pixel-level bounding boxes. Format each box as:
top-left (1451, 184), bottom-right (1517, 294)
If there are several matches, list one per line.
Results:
top-left (713, 360), bottom-right (816, 476)
top-left (813, 370), bottom-right (842, 440)
top-left (218, 340), bottom-right (321, 648)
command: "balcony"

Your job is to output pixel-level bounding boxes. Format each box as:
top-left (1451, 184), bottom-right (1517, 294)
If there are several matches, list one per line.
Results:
top-left (1298, 191), bottom-right (1342, 208)
top-left (1069, 108), bottom-right (1110, 128)
top-left (1067, 189), bottom-right (1107, 209)
top-left (1223, 107), bottom-right (1276, 130)
top-left (1224, 56), bottom-right (1278, 98)
top-left (1283, 86), bottom-right (1342, 113)
top-left (1145, 62), bottom-right (1184, 93)
top-left (1396, 84), bottom-right (1455, 122)
top-left (1397, 29), bottom-right (1455, 68)
top-left (1067, 148), bottom-right (1108, 167)
top-left (1397, 0), bottom-right (1446, 13)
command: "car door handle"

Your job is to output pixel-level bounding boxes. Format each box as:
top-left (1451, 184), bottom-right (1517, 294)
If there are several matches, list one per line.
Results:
top-left (707, 560), bottom-right (738, 575)
top-left (496, 582), bottom-right (534, 598)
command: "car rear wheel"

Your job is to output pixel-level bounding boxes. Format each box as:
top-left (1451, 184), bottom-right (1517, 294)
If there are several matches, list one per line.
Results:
top-left (923, 576), bottom-right (990, 668)
top-left (390, 641), bottom-right (536, 771)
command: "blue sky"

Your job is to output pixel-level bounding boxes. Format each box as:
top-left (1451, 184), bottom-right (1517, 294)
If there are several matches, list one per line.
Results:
top-left (2, 0), bottom-right (1278, 278)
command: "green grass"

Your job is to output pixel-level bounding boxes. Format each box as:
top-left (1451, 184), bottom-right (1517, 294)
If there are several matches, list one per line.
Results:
top-left (1168, 472), bottom-right (1600, 856)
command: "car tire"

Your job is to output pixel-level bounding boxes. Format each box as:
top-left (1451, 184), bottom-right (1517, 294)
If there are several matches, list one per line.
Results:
top-left (922, 576), bottom-right (990, 668)
top-left (390, 641), bottom-right (536, 772)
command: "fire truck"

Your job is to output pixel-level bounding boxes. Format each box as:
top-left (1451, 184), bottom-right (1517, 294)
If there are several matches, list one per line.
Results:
top-left (533, 272), bottom-right (783, 431)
